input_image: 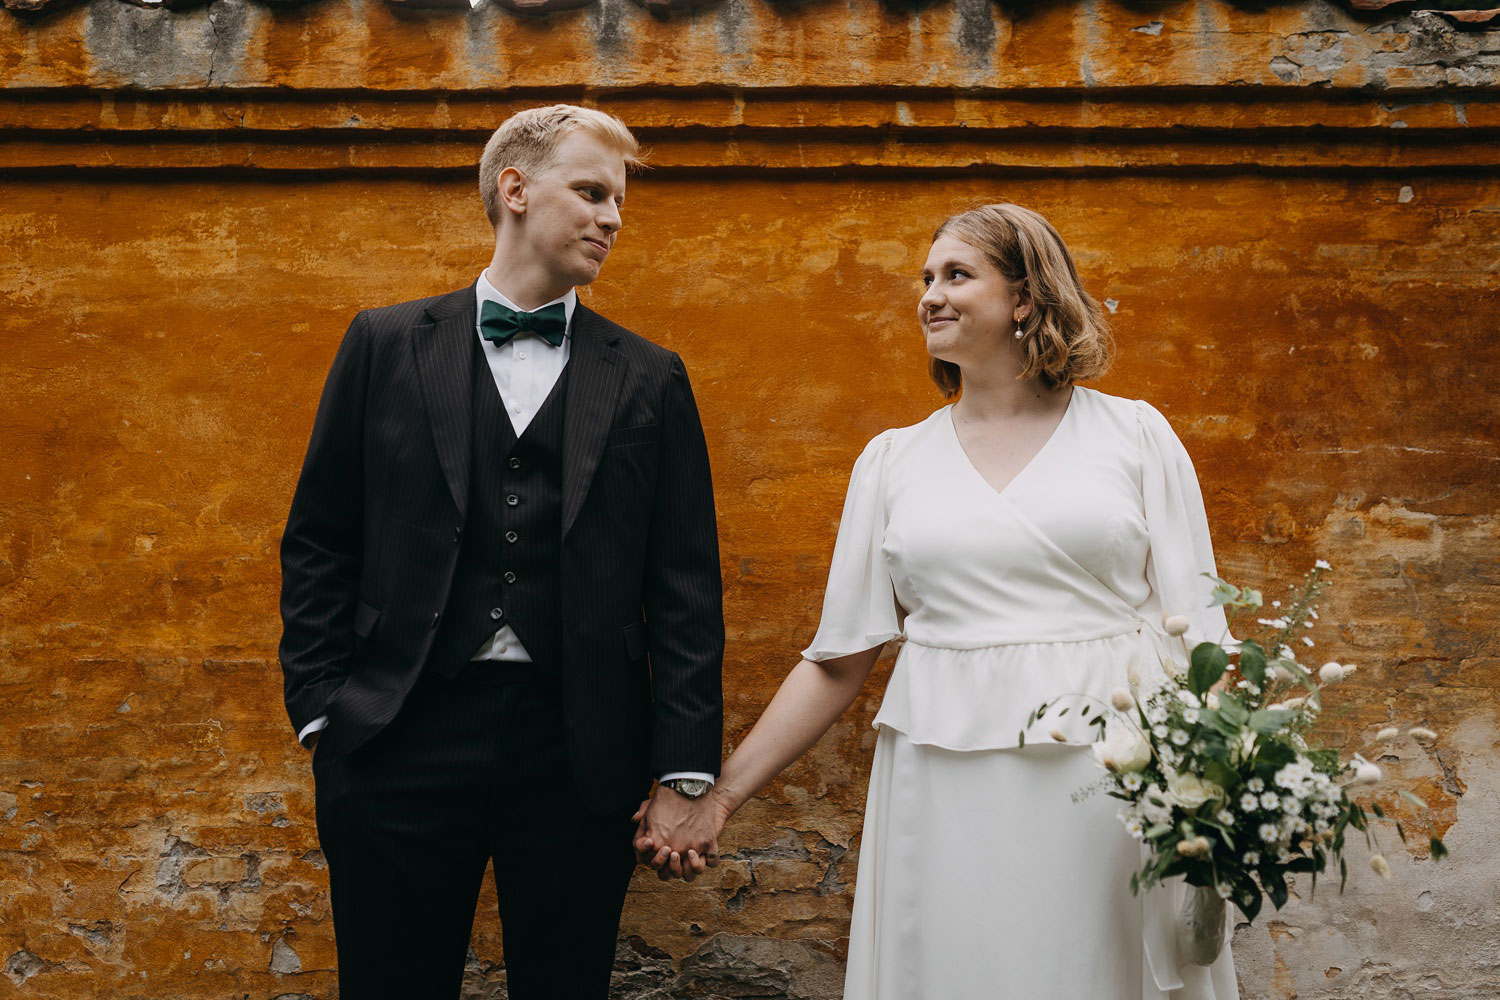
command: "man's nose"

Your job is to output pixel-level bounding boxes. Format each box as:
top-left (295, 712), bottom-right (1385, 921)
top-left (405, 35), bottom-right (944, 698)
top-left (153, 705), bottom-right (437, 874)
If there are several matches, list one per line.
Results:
top-left (598, 202), bottom-right (623, 234)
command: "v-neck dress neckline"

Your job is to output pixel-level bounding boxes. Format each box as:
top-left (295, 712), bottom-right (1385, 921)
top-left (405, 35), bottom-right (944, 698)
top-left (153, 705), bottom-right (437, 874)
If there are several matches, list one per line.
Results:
top-left (942, 387), bottom-right (1079, 501)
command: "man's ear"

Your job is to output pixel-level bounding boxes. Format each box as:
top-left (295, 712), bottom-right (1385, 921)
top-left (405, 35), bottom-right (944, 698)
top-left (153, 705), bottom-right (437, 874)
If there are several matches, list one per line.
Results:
top-left (497, 166), bottom-right (528, 218)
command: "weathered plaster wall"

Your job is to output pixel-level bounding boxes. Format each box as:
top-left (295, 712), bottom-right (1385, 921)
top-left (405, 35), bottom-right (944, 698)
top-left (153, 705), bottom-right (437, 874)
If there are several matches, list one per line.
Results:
top-left (2, 0), bottom-right (1498, 996)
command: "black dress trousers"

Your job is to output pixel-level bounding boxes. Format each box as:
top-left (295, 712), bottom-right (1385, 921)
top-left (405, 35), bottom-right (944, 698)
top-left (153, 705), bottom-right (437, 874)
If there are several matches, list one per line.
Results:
top-left (313, 665), bottom-right (639, 999)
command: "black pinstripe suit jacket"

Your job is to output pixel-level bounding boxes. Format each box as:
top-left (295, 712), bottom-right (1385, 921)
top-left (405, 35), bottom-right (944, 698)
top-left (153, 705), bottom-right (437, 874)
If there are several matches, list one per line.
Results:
top-left (278, 283), bottom-right (724, 814)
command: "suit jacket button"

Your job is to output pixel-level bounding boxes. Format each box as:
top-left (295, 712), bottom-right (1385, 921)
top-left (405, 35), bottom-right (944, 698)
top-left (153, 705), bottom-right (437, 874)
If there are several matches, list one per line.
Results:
top-left (430, 612), bottom-right (441, 628)
top-left (453, 527), bottom-right (462, 543)
top-left (505, 531), bottom-right (518, 543)
top-left (508, 457), bottom-right (521, 470)
top-left (506, 494), bottom-right (519, 506)
top-left (490, 607), bottom-right (504, 621)
top-left (504, 571), bottom-right (517, 584)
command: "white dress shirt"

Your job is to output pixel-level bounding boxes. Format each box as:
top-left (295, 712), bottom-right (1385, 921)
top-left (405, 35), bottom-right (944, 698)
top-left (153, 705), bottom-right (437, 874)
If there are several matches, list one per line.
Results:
top-left (300, 273), bottom-right (713, 785)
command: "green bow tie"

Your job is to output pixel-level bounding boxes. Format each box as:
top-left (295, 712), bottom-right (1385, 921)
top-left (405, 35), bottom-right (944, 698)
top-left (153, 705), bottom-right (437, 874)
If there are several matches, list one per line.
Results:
top-left (479, 299), bottom-right (567, 348)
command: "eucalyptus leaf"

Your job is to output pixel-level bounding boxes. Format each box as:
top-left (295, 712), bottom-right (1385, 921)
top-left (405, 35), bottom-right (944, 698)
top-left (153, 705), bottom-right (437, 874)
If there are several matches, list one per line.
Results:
top-left (1217, 693), bottom-right (1250, 727)
top-left (1189, 642), bottom-right (1230, 696)
top-left (1204, 572), bottom-right (1240, 607)
top-left (1239, 641), bottom-right (1268, 687)
top-left (1248, 708), bottom-right (1300, 735)
top-left (1397, 789), bottom-right (1429, 811)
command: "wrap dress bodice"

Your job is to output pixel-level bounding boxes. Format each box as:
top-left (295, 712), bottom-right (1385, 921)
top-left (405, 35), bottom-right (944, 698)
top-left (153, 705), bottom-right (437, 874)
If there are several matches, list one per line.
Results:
top-left (803, 387), bottom-right (1234, 997)
top-left (803, 387), bottom-right (1227, 748)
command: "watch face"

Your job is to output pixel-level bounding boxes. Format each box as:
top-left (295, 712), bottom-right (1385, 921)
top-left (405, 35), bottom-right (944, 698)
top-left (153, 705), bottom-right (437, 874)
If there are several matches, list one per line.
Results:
top-left (670, 779), bottom-right (709, 798)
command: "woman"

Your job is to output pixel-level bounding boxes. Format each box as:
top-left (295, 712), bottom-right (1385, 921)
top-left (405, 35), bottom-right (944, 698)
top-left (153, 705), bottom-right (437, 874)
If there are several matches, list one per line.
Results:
top-left (644, 203), bottom-right (1238, 998)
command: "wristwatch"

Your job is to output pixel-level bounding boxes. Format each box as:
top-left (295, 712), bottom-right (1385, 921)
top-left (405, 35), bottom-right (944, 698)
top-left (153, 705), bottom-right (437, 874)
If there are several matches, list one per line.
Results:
top-left (662, 777), bottom-right (711, 799)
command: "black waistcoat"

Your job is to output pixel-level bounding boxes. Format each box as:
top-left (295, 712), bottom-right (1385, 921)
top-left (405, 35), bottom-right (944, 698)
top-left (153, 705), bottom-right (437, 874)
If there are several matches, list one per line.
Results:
top-left (427, 336), bottom-right (569, 677)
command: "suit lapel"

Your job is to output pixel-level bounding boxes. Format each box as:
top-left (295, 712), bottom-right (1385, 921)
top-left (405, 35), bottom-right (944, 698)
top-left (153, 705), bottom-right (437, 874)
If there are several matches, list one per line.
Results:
top-left (411, 285), bottom-right (478, 518)
top-left (562, 304), bottom-right (626, 538)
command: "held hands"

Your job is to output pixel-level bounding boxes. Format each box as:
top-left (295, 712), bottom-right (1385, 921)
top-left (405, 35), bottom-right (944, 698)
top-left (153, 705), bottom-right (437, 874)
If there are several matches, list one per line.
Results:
top-left (632, 784), bottom-right (730, 883)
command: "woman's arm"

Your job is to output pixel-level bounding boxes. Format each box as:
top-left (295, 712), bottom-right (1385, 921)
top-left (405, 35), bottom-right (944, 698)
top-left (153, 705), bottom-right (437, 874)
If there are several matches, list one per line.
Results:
top-left (714, 648), bottom-right (883, 815)
top-left (635, 646), bottom-right (884, 878)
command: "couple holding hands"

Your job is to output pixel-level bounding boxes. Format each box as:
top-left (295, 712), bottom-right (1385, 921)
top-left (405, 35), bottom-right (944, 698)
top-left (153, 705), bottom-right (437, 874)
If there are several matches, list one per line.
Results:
top-left (279, 104), bottom-right (1237, 1000)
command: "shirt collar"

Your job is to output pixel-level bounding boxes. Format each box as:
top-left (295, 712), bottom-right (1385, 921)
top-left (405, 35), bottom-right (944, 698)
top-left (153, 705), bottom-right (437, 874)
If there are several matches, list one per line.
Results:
top-left (476, 270), bottom-right (577, 339)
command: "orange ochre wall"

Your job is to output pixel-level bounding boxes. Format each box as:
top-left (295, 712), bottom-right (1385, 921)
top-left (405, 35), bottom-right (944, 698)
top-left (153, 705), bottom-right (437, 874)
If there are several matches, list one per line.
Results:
top-left (2, 0), bottom-right (1499, 997)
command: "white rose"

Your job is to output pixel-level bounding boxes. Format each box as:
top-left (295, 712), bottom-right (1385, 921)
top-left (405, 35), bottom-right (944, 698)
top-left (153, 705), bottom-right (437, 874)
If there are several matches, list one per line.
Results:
top-left (1167, 772), bottom-right (1224, 811)
top-left (1093, 724), bottom-right (1152, 773)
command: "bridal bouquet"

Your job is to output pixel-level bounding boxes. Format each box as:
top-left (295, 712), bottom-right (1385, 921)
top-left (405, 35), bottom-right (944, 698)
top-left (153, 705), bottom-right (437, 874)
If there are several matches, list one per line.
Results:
top-left (1029, 563), bottom-right (1446, 957)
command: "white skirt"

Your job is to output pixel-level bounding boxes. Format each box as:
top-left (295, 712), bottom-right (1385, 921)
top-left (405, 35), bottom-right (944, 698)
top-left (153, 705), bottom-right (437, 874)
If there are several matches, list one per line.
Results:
top-left (843, 727), bottom-right (1238, 1000)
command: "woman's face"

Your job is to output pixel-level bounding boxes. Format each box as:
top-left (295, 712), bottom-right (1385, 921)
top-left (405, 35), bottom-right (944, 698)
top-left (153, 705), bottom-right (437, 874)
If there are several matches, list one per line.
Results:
top-left (918, 233), bottom-right (1026, 367)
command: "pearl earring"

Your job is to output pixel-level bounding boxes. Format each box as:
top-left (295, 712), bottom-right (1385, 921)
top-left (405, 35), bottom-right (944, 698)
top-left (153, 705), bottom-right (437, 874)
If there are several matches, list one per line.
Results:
top-left (1013, 317), bottom-right (1025, 340)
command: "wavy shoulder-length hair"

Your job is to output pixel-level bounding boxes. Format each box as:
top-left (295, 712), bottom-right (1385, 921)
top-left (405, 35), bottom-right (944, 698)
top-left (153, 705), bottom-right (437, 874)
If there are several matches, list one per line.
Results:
top-left (929, 203), bottom-right (1113, 396)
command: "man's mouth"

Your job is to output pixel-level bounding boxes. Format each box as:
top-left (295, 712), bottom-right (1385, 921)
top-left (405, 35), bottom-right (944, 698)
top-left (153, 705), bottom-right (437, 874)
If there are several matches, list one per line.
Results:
top-left (583, 237), bottom-right (609, 257)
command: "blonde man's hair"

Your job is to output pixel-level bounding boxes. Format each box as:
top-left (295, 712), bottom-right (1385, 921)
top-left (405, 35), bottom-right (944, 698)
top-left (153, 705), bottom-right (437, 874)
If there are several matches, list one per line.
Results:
top-left (478, 104), bottom-right (645, 228)
top-left (930, 203), bottom-right (1113, 395)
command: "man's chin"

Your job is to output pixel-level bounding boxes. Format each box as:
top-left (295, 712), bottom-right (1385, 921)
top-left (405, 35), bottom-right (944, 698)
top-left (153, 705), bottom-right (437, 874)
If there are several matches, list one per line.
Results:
top-left (570, 259), bottom-right (605, 286)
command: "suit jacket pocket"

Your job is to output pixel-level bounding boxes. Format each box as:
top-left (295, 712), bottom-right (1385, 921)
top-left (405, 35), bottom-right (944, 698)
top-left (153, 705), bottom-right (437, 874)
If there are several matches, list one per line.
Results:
top-left (607, 423), bottom-right (658, 449)
top-left (622, 620), bottom-right (648, 661)
top-left (353, 598), bottom-right (383, 640)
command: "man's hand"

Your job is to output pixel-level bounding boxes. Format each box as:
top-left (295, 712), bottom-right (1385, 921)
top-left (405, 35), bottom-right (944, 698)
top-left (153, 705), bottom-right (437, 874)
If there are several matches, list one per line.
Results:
top-left (632, 785), bottom-right (727, 883)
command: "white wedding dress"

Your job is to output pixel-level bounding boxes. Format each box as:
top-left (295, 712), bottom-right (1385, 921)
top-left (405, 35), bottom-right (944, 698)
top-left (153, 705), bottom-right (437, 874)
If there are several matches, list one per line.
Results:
top-left (803, 387), bottom-right (1239, 1000)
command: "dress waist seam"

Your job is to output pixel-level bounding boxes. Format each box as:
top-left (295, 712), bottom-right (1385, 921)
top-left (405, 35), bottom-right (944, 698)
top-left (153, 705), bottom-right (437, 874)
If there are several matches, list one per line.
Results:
top-left (902, 625), bottom-right (1144, 652)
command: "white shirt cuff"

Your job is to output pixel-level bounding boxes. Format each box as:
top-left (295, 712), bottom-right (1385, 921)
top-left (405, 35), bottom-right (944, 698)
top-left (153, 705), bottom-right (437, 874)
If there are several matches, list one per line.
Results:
top-left (298, 716), bottom-right (329, 747)
top-left (659, 771), bottom-right (715, 785)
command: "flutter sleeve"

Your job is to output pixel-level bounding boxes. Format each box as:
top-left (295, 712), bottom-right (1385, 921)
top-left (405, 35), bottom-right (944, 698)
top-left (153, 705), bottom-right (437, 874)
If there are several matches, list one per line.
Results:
top-left (1137, 400), bottom-right (1229, 648)
top-left (800, 430), bottom-right (905, 662)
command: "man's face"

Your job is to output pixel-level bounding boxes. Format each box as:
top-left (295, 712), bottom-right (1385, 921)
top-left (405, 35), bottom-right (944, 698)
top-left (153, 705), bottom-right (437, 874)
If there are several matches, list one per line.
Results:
top-left (515, 131), bottom-right (627, 289)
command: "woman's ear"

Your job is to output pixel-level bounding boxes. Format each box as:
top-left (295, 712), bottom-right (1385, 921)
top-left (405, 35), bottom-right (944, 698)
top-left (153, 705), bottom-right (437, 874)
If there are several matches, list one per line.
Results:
top-left (1015, 281), bottom-right (1033, 323)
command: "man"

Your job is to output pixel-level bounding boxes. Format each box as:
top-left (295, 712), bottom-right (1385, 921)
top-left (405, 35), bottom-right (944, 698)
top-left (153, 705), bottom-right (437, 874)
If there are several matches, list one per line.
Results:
top-left (278, 105), bottom-right (723, 999)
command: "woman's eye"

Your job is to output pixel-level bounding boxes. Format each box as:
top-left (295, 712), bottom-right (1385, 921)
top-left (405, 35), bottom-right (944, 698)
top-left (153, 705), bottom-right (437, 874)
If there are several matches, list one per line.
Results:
top-left (921, 276), bottom-right (933, 287)
top-left (951, 269), bottom-right (970, 280)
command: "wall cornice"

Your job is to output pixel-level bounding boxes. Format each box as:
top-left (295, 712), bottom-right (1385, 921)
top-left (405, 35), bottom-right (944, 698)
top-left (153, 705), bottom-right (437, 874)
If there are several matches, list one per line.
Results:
top-left (3, 0), bottom-right (1499, 93)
